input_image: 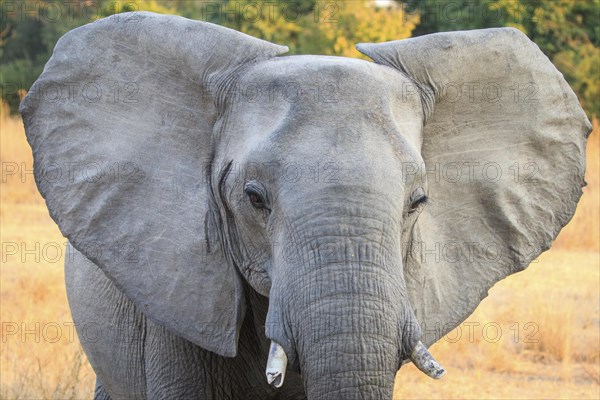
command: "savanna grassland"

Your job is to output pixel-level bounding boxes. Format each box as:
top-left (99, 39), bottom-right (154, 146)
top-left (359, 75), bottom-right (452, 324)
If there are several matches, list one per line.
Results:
top-left (1, 107), bottom-right (599, 399)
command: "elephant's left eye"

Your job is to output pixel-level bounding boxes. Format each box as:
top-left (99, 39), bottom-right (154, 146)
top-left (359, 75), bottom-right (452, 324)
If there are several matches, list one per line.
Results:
top-left (244, 182), bottom-right (267, 209)
top-left (409, 188), bottom-right (427, 212)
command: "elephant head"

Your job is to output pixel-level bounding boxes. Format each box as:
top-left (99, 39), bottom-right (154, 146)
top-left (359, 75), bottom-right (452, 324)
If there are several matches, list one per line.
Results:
top-left (21, 12), bottom-right (590, 400)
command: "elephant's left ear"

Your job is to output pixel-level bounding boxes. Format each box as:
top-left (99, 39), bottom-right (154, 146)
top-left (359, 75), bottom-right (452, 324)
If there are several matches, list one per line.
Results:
top-left (21, 12), bottom-right (287, 357)
top-left (358, 29), bottom-right (591, 346)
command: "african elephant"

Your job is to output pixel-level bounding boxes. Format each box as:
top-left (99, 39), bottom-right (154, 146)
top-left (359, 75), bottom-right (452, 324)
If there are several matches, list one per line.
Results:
top-left (21, 11), bottom-right (590, 400)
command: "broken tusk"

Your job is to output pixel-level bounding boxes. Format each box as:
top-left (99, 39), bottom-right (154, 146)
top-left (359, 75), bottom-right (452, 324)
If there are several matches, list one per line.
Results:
top-left (265, 341), bottom-right (288, 388)
top-left (408, 341), bottom-right (446, 379)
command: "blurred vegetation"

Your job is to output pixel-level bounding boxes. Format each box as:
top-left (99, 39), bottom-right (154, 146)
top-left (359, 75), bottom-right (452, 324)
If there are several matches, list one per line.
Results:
top-left (1, 0), bottom-right (598, 117)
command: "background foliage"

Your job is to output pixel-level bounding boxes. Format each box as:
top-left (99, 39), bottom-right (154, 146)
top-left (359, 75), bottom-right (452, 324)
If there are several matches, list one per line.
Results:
top-left (1, 0), bottom-right (598, 117)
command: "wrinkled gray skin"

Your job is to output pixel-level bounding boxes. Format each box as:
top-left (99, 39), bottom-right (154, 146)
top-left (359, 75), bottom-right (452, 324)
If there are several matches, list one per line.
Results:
top-left (21, 12), bottom-right (590, 400)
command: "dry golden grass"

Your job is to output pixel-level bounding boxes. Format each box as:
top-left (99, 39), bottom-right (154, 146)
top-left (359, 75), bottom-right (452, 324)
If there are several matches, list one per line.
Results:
top-left (394, 250), bottom-right (600, 399)
top-left (1, 109), bottom-right (96, 399)
top-left (1, 106), bottom-right (599, 399)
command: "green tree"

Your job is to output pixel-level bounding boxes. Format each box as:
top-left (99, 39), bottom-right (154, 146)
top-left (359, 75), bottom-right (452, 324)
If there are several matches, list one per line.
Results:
top-left (0, 0), bottom-right (176, 113)
top-left (526, 0), bottom-right (599, 117)
top-left (1, 0), bottom-right (82, 112)
top-left (218, 1), bottom-right (418, 57)
top-left (405, 0), bottom-right (519, 35)
top-left (298, 1), bottom-right (418, 58)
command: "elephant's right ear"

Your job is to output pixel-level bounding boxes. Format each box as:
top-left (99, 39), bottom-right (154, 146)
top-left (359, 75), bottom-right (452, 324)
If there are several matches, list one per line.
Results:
top-left (358, 29), bottom-right (591, 349)
top-left (20, 12), bottom-right (288, 357)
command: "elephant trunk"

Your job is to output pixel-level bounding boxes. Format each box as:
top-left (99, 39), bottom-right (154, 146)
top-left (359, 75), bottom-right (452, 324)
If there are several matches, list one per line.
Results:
top-left (267, 244), bottom-right (420, 399)
top-left (265, 203), bottom-right (445, 398)
top-left (293, 283), bottom-right (403, 400)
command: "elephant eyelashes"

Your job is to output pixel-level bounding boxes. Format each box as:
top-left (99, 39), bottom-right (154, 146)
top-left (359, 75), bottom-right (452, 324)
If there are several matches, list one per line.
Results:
top-left (409, 188), bottom-right (427, 212)
top-left (244, 182), bottom-right (268, 209)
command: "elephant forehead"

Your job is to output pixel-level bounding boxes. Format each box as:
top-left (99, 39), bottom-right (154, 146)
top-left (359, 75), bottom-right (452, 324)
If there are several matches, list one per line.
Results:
top-left (234, 55), bottom-right (422, 113)
top-left (224, 55), bottom-right (424, 155)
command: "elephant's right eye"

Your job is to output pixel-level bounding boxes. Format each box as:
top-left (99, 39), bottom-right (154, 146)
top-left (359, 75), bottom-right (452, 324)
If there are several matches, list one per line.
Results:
top-left (244, 182), bottom-right (267, 209)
